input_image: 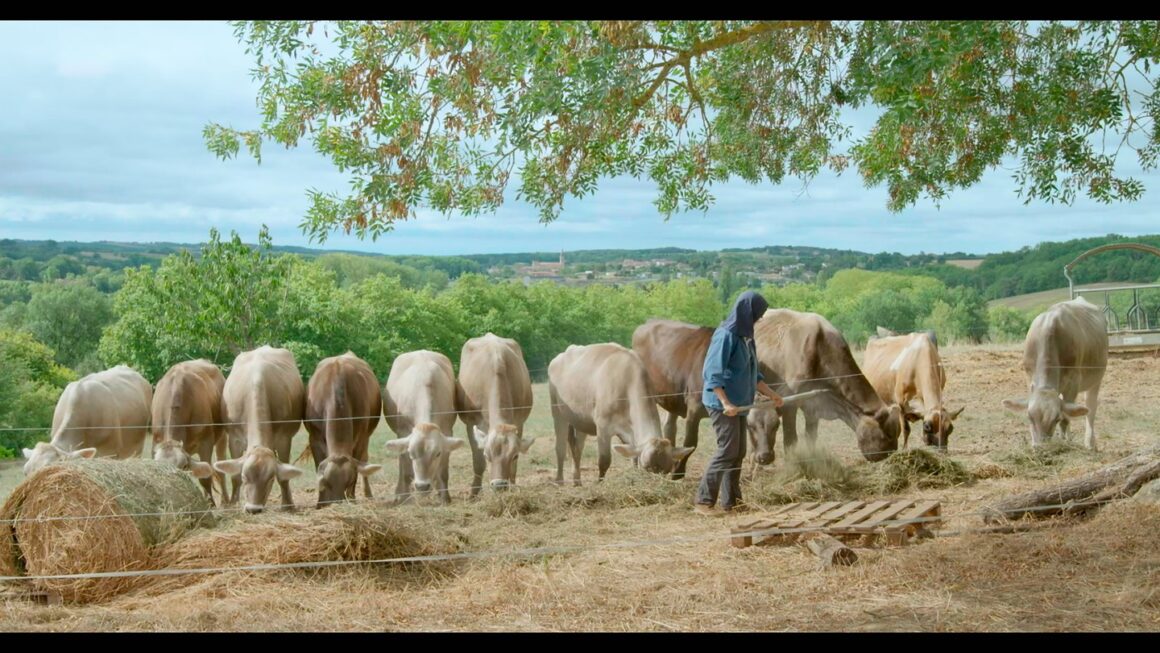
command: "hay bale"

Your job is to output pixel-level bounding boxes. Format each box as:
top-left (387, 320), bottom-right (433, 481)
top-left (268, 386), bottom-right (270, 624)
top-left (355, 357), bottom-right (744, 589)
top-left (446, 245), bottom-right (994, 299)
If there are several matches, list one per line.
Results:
top-left (747, 447), bottom-right (863, 505)
top-left (0, 459), bottom-right (212, 603)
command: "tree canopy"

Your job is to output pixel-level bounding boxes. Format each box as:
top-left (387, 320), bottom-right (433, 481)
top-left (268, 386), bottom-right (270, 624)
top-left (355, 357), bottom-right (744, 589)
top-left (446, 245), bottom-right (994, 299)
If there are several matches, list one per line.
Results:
top-left (206, 21), bottom-right (1160, 242)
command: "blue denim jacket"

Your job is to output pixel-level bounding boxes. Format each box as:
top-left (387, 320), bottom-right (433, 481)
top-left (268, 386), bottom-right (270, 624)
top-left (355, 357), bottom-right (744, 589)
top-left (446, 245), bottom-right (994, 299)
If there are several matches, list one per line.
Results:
top-left (701, 328), bottom-right (763, 414)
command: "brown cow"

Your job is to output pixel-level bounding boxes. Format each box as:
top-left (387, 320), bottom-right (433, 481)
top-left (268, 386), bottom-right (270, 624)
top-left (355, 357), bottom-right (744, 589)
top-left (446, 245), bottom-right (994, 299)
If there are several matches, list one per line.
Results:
top-left (383, 350), bottom-right (464, 504)
top-left (1002, 298), bottom-right (1107, 450)
top-left (632, 319), bottom-right (778, 478)
top-left (151, 359), bottom-right (226, 504)
top-left (214, 346), bottom-right (305, 513)
top-left (458, 333), bottom-right (534, 494)
top-left (549, 343), bottom-right (694, 485)
top-left (304, 352), bottom-right (383, 508)
top-left (754, 309), bottom-right (901, 461)
top-left (23, 365), bottom-right (153, 476)
top-left (863, 332), bottom-right (963, 450)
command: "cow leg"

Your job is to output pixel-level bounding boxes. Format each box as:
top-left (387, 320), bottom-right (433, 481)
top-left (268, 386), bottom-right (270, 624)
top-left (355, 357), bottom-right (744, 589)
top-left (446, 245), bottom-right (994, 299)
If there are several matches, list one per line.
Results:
top-left (570, 429), bottom-right (587, 487)
top-left (274, 434), bottom-right (295, 512)
top-left (197, 436), bottom-right (216, 507)
top-left (672, 408), bottom-right (700, 480)
top-left (395, 455), bottom-right (415, 505)
top-left (354, 431), bottom-right (373, 500)
top-left (781, 405), bottom-right (799, 451)
top-left (1084, 383), bottom-right (1101, 452)
top-left (1059, 390), bottom-right (1078, 442)
top-left (804, 409), bottom-right (820, 445)
top-left (227, 429), bottom-right (245, 507)
top-left (595, 427), bottom-right (614, 482)
top-left (307, 423), bottom-right (327, 473)
top-left (663, 410), bottom-right (678, 446)
top-left (438, 453), bottom-right (452, 505)
top-left (464, 421), bottom-right (485, 499)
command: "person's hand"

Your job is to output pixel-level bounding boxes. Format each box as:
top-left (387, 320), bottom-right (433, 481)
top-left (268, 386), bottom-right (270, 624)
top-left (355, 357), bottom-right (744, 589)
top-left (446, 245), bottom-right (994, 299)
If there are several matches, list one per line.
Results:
top-left (722, 402), bottom-right (740, 417)
top-left (770, 394), bottom-right (784, 409)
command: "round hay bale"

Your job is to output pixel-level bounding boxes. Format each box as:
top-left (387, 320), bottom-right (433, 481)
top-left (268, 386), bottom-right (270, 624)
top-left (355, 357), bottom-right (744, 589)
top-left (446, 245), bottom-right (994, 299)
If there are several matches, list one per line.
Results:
top-left (0, 458), bottom-right (213, 603)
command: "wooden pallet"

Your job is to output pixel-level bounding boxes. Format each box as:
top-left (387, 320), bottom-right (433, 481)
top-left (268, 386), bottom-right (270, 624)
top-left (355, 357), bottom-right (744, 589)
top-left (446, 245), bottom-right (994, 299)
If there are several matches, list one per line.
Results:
top-left (730, 499), bottom-right (941, 549)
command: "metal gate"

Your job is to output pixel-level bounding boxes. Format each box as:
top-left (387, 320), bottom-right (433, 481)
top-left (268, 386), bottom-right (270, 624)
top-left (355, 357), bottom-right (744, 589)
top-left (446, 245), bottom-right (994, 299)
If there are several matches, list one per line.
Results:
top-left (1064, 243), bottom-right (1160, 354)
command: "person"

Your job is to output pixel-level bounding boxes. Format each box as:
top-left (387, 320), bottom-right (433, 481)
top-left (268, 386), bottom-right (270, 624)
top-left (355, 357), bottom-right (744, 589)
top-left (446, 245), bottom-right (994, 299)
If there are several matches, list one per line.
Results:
top-left (694, 291), bottom-right (783, 515)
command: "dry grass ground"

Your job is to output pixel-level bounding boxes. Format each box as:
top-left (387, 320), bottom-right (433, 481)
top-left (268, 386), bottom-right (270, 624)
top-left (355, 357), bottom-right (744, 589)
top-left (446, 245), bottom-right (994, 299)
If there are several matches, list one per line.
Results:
top-left (0, 345), bottom-right (1157, 631)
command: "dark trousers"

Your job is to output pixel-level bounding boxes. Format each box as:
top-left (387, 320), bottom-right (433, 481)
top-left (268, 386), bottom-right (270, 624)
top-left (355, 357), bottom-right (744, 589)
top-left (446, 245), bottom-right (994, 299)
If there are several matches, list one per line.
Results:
top-left (696, 409), bottom-right (747, 509)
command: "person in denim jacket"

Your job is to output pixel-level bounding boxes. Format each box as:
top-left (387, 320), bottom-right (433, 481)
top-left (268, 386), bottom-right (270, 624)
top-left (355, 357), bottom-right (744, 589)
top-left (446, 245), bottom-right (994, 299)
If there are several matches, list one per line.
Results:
top-left (694, 291), bottom-right (783, 514)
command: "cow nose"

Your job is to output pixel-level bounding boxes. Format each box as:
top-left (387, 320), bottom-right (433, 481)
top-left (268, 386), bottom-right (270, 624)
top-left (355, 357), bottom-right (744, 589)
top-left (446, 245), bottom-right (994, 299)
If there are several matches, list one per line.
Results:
top-left (244, 505), bottom-right (264, 515)
top-left (490, 479), bottom-right (510, 491)
top-left (414, 482), bottom-right (432, 492)
top-left (756, 452), bottom-right (774, 466)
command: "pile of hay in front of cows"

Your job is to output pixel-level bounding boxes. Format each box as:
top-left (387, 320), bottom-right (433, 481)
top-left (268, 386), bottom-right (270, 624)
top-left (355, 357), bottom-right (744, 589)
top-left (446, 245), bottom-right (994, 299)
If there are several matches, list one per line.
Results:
top-left (0, 459), bottom-right (461, 604)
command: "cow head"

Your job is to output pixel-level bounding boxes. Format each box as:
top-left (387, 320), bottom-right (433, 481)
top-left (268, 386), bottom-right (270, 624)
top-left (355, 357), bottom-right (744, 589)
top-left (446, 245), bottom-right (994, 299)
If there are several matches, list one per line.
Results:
top-left (613, 437), bottom-right (694, 476)
top-left (920, 406), bottom-right (964, 451)
top-left (316, 455), bottom-right (382, 507)
top-left (153, 440), bottom-right (215, 479)
top-left (213, 446), bottom-right (302, 514)
top-left (1003, 388), bottom-right (1087, 446)
top-left (470, 424), bottom-right (533, 491)
top-left (857, 404), bottom-right (903, 462)
top-left (746, 405), bottom-right (780, 466)
top-left (22, 442), bottom-right (97, 476)
top-left (386, 423), bottom-right (463, 497)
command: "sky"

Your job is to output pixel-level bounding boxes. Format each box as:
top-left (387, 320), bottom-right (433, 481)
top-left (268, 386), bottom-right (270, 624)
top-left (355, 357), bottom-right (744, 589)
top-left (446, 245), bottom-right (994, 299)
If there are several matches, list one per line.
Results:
top-left (1, 20), bottom-right (1158, 257)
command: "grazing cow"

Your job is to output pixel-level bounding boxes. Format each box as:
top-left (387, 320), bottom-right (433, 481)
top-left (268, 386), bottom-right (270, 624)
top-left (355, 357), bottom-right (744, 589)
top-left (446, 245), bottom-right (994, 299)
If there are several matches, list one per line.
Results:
top-left (151, 359), bottom-right (227, 503)
top-left (382, 350), bottom-right (464, 504)
top-left (458, 333), bottom-right (534, 494)
top-left (753, 309), bottom-right (902, 462)
top-left (745, 404), bottom-right (781, 475)
top-left (304, 353), bottom-right (383, 508)
top-left (214, 346), bottom-right (305, 514)
top-left (548, 343), bottom-right (694, 485)
top-left (1002, 298), bottom-right (1108, 450)
top-left (863, 332), bottom-right (964, 450)
top-left (23, 365), bottom-right (153, 476)
top-left (631, 319), bottom-right (714, 479)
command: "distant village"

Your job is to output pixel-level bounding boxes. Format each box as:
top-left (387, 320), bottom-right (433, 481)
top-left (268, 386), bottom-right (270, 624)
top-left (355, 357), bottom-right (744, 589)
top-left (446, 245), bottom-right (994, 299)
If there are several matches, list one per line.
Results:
top-left (488, 251), bottom-right (815, 287)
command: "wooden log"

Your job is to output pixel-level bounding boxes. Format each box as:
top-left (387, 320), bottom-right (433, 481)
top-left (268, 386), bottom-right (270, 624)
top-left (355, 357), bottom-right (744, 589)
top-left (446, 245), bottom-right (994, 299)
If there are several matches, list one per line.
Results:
top-left (983, 445), bottom-right (1160, 524)
top-left (803, 533), bottom-right (858, 567)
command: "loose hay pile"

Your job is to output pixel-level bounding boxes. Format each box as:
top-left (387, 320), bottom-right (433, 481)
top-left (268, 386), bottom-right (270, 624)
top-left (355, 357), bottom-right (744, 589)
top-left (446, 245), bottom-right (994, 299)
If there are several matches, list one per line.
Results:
top-left (0, 459), bottom-right (213, 603)
top-left (145, 504), bottom-right (462, 595)
top-left (748, 446), bottom-right (863, 505)
top-left (868, 448), bottom-right (974, 493)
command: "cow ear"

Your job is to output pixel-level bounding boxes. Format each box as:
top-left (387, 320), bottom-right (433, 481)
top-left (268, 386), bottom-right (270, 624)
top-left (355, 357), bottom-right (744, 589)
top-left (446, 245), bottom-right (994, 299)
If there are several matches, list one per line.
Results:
top-left (518, 436), bottom-right (536, 453)
top-left (21, 448), bottom-right (34, 460)
top-left (214, 459), bottom-right (243, 476)
top-left (612, 444), bottom-right (638, 459)
top-left (1062, 402), bottom-right (1089, 418)
top-left (903, 411), bottom-right (923, 422)
top-left (443, 436), bottom-right (465, 452)
top-left (673, 447), bottom-right (696, 463)
top-left (1002, 398), bottom-right (1028, 412)
top-left (276, 463), bottom-right (303, 481)
top-left (73, 447), bottom-right (98, 459)
top-left (471, 426), bottom-right (486, 448)
top-left (357, 462), bottom-right (383, 477)
top-left (190, 461), bottom-right (215, 479)
top-left (385, 437), bottom-right (411, 453)
top-left (950, 406), bottom-right (965, 419)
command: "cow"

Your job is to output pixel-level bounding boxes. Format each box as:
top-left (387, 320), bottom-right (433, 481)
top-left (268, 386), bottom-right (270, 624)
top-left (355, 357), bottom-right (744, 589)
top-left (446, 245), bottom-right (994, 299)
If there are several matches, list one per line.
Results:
top-left (213, 346), bottom-right (305, 514)
top-left (753, 309), bottom-right (902, 462)
top-left (382, 350), bottom-right (464, 504)
top-left (863, 332), bottom-right (964, 450)
top-left (151, 359), bottom-right (227, 504)
top-left (872, 326), bottom-right (939, 348)
top-left (632, 319), bottom-right (778, 478)
top-left (548, 343), bottom-right (694, 486)
top-left (745, 404), bottom-right (781, 476)
top-left (631, 319), bottom-right (712, 480)
top-left (458, 333), bottom-right (534, 495)
top-left (303, 352), bottom-right (383, 508)
top-left (22, 365), bottom-right (153, 476)
top-left (1002, 298), bottom-right (1108, 451)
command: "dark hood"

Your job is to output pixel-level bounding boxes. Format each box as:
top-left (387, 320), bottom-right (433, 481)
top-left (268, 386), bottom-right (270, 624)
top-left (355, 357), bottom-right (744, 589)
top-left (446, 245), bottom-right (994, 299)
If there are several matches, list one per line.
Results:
top-left (719, 291), bottom-right (768, 340)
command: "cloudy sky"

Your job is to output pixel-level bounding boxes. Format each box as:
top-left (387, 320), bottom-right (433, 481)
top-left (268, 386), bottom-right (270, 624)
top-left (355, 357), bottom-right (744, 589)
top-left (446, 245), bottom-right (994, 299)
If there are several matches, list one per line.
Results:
top-left (1, 21), bottom-right (1157, 257)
